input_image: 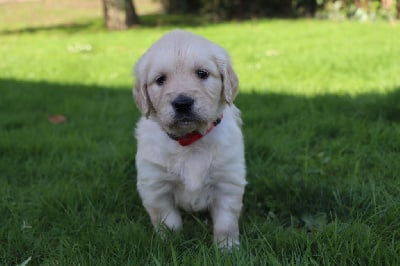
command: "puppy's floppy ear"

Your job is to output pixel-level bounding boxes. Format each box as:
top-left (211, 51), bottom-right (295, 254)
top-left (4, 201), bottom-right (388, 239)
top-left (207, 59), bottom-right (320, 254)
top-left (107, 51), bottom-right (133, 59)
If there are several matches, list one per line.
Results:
top-left (217, 54), bottom-right (239, 105)
top-left (133, 60), bottom-right (153, 117)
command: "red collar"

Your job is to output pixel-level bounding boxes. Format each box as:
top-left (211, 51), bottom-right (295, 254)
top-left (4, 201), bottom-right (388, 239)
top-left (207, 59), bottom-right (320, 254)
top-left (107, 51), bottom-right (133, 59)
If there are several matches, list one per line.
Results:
top-left (167, 115), bottom-right (223, 146)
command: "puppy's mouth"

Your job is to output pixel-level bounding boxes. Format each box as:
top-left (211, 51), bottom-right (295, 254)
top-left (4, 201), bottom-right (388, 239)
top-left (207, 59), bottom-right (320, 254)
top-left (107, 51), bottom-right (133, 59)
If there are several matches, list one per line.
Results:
top-left (167, 114), bottom-right (206, 135)
top-left (172, 114), bottom-right (202, 127)
top-left (175, 114), bottom-right (195, 122)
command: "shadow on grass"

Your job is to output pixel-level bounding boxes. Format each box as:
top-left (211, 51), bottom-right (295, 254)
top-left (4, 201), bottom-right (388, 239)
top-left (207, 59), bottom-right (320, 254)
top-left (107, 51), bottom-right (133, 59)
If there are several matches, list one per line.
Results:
top-left (0, 14), bottom-right (213, 35)
top-left (1, 78), bottom-right (400, 230)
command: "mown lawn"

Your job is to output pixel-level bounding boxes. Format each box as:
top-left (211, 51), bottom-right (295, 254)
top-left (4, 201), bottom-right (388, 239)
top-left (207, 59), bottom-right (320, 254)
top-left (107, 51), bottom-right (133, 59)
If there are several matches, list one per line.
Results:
top-left (1, 15), bottom-right (400, 265)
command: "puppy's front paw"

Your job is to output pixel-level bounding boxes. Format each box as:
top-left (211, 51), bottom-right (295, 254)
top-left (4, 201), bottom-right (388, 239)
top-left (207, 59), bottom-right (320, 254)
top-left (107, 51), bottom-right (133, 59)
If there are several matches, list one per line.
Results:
top-left (146, 204), bottom-right (182, 234)
top-left (214, 233), bottom-right (240, 250)
top-left (153, 210), bottom-right (182, 240)
top-left (162, 209), bottom-right (182, 231)
top-left (215, 238), bottom-right (240, 251)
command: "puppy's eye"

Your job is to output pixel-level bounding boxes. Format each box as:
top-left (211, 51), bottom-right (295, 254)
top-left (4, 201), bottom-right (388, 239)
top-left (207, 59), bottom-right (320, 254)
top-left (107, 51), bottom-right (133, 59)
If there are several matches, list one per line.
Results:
top-left (196, 69), bottom-right (209, 80)
top-left (155, 75), bottom-right (166, 86)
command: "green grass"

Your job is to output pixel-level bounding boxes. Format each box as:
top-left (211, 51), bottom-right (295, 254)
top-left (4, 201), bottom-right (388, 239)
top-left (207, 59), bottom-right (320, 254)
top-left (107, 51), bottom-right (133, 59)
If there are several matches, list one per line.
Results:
top-left (1, 15), bottom-right (400, 265)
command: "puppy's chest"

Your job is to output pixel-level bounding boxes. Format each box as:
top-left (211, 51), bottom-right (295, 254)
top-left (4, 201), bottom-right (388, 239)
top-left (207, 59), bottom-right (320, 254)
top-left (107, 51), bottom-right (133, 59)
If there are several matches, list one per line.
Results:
top-left (174, 182), bottom-right (214, 212)
top-left (167, 149), bottom-right (216, 211)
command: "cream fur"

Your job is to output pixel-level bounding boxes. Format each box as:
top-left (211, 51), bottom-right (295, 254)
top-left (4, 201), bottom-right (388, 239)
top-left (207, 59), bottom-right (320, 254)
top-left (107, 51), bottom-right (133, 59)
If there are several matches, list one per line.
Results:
top-left (133, 30), bottom-right (246, 248)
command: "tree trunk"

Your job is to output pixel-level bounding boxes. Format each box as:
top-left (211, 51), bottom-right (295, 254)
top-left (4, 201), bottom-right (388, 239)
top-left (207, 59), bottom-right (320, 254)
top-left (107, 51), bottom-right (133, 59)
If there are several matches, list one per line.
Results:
top-left (103, 0), bottom-right (140, 30)
top-left (397, 0), bottom-right (400, 19)
top-left (125, 0), bottom-right (140, 26)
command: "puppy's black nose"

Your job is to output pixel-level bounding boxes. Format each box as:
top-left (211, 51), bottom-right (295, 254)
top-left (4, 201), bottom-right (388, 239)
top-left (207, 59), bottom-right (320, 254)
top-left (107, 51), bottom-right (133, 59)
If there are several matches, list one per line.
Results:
top-left (172, 94), bottom-right (194, 113)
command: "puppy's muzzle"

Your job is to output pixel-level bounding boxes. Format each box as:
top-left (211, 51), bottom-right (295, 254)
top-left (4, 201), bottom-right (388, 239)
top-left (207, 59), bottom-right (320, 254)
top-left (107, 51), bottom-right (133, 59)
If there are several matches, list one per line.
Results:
top-left (170, 94), bottom-right (204, 131)
top-left (172, 94), bottom-right (194, 114)
top-left (172, 94), bottom-right (195, 118)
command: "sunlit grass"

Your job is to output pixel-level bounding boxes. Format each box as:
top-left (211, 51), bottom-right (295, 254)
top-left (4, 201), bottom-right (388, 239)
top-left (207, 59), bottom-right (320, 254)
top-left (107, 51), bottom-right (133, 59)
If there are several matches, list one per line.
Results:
top-left (1, 20), bottom-right (399, 95)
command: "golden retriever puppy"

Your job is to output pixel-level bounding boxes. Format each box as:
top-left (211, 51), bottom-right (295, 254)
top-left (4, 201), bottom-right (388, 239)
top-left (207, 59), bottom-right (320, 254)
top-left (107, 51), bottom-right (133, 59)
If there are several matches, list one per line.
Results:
top-left (133, 30), bottom-right (246, 248)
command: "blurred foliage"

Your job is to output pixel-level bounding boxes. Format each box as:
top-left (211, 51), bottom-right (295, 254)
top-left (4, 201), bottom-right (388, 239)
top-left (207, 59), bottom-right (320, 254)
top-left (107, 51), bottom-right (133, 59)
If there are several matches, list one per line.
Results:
top-left (316, 0), bottom-right (399, 21)
top-left (158, 0), bottom-right (399, 21)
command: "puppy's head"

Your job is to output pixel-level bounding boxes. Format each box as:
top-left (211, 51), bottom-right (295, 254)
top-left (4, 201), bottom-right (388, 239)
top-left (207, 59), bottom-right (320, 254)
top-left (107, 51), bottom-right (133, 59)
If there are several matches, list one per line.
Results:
top-left (133, 30), bottom-right (238, 136)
